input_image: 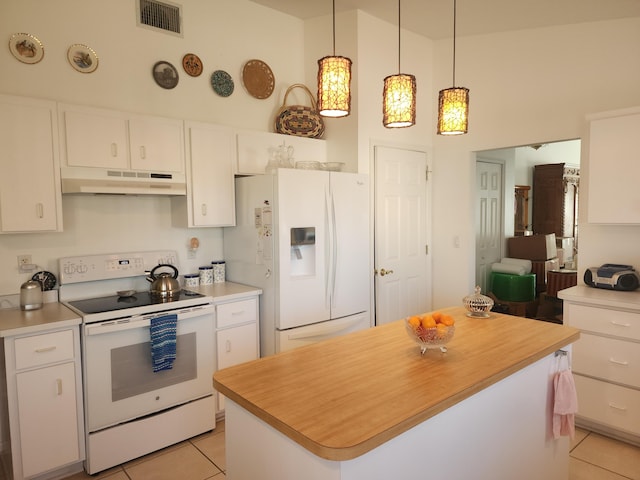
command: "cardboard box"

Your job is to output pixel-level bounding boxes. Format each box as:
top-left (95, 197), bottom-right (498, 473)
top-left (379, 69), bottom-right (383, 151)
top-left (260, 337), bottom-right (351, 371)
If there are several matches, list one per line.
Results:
top-left (531, 258), bottom-right (560, 286)
top-left (507, 234), bottom-right (557, 261)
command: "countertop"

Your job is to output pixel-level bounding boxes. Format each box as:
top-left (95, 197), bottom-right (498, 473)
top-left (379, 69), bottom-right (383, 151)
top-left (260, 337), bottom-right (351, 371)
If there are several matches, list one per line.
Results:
top-left (0, 302), bottom-right (81, 338)
top-left (0, 281), bottom-right (261, 338)
top-left (558, 285), bottom-right (640, 310)
top-left (213, 306), bottom-right (579, 461)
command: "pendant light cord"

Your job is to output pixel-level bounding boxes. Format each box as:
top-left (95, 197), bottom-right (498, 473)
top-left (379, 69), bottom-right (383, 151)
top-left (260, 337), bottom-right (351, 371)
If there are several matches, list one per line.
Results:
top-left (398, 0), bottom-right (401, 73)
top-left (332, 0), bottom-right (336, 55)
top-left (452, 0), bottom-right (457, 86)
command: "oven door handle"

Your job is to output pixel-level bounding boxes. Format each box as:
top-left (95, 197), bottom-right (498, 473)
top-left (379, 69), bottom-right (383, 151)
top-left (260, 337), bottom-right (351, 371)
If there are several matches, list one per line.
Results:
top-left (84, 304), bottom-right (215, 336)
top-left (85, 317), bottom-right (152, 335)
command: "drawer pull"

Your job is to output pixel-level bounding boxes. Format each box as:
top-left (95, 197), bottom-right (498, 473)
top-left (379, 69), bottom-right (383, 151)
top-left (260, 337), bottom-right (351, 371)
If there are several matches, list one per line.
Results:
top-left (610, 320), bottom-right (631, 328)
top-left (56, 378), bottom-right (63, 396)
top-left (226, 340), bottom-right (232, 353)
top-left (609, 357), bottom-right (629, 366)
top-left (111, 143), bottom-right (118, 157)
top-left (608, 402), bottom-right (627, 411)
top-left (35, 346), bottom-right (57, 353)
top-left (231, 310), bottom-right (245, 316)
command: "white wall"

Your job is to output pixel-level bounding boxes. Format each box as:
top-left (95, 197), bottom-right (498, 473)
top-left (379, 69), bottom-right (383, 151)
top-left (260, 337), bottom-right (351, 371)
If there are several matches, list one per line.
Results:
top-left (431, 17), bottom-right (640, 308)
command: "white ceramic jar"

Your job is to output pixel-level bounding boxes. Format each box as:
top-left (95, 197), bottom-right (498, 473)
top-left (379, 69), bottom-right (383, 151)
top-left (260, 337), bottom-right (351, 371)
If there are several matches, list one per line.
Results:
top-left (212, 261), bottom-right (225, 283)
top-left (198, 266), bottom-right (213, 286)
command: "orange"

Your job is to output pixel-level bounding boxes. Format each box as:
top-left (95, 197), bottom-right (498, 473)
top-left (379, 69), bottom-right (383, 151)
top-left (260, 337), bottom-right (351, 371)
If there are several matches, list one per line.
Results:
top-left (441, 314), bottom-right (455, 326)
top-left (432, 311), bottom-right (443, 323)
top-left (408, 316), bottom-right (421, 329)
top-left (420, 315), bottom-right (436, 329)
top-left (436, 324), bottom-right (448, 338)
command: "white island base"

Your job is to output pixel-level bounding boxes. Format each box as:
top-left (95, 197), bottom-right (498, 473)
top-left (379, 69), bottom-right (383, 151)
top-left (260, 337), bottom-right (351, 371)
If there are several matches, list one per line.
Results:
top-left (224, 352), bottom-right (570, 480)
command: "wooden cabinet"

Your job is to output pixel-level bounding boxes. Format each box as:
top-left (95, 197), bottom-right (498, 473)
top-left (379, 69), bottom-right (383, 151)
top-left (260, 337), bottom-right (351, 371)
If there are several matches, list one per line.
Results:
top-left (587, 109), bottom-right (640, 223)
top-left (559, 286), bottom-right (640, 445)
top-left (532, 163), bottom-right (579, 238)
top-left (59, 103), bottom-right (185, 173)
top-left (0, 94), bottom-right (63, 233)
top-left (3, 327), bottom-right (85, 479)
top-left (214, 296), bottom-right (259, 413)
top-left (172, 122), bottom-right (236, 227)
top-left (514, 185), bottom-right (530, 235)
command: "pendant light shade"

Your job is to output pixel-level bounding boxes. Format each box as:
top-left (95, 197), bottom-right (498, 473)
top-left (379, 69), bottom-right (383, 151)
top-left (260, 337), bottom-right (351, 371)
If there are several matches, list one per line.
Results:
top-left (383, 73), bottom-right (416, 127)
top-left (437, 87), bottom-right (469, 135)
top-left (383, 0), bottom-right (416, 128)
top-left (317, 55), bottom-right (352, 117)
top-left (437, 0), bottom-right (469, 135)
top-left (317, 0), bottom-right (352, 118)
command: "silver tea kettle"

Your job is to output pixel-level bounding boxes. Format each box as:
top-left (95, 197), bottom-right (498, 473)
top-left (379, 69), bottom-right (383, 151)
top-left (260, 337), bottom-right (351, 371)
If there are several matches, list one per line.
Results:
top-left (146, 264), bottom-right (181, 299)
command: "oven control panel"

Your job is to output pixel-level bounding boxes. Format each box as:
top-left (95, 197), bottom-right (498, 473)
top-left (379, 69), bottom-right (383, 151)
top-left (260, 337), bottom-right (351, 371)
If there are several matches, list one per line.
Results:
top-left (59, 251), bottom-right (178, 284)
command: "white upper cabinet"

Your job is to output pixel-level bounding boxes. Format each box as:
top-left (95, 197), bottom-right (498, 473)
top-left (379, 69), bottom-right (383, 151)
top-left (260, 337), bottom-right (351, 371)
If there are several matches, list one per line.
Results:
top-left (59, 103), bottom-right (185, 174)
top-left (0, 94), bottom-right (63, 233)
top-left (587, 108), bottom-right (640, 224)
top-left (172, 122), bottom-right (236, 227)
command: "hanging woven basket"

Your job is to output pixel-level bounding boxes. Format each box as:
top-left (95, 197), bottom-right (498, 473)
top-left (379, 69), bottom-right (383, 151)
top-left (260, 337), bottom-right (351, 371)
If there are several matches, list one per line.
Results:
top-left (274, 84), bottom-right (325, 139)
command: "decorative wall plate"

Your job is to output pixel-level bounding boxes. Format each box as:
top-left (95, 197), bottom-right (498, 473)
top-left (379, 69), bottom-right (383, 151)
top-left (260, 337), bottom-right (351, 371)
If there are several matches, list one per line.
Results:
top-left (152, 61), bottom-right (179, 89)
top-left (242, 59), bottom-right (275, 99)
top-left (9, 33), bottom-right (44, 64)
top-left (211, 70), bottom-right (234, 97)
top-left (67, 44), bottom-right (98, 73)
top-left (182, 53), bottom-right (203, 77)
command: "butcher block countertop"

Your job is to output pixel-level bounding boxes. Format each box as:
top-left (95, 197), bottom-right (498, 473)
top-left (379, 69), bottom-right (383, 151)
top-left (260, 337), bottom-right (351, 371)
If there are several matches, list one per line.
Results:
top-left (213, 307), bottom-right (580, 461)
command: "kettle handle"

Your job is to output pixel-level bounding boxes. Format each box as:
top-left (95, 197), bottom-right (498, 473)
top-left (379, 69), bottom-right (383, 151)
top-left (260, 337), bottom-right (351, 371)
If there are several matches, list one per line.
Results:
top-left (149, 264), bottom-right (179, 280)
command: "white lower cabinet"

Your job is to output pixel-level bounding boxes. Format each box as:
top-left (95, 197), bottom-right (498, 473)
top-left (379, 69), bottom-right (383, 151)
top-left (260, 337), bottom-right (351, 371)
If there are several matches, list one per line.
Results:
top-left (559, 286), bottom-right (640, 445)
top-left (215, 296), bottom-right (259, 413)
top-left (2, 327), bottom-right (85, 479)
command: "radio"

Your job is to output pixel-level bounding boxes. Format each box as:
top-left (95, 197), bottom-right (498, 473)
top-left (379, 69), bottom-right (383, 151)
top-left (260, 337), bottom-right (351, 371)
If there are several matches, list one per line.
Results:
top-left (584, 264), bottom-right (640, 291)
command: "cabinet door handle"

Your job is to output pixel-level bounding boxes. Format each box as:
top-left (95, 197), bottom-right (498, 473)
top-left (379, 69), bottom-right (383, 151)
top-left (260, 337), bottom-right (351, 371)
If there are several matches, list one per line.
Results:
top-left (610, 320), bottom-right (631, 328)
top-left (35, 203), bottom-right (44, 219)
top-left (608, 402), bottom-right (627, 411)
top-left (140, 146), bottom-right (146, 159)
top-left (609, 357), bottom-right (629, 366)
top-left (35, 346), bottom-right (56, 353)
top-left (56, 378), bottom-right (63, 396)
top-left (201, 204), bottom-right (207, 216)
top-left (226, 340), bottom-right (231, 353)
top-left (111, 143), bottom-right (118, 157)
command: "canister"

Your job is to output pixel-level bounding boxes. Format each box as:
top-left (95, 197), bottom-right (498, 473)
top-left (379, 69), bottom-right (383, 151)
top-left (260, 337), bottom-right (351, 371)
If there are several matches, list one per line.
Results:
top-left (20, 280), bottom-right (43, 311)
top-left (184, 273), bottom-right (200, 288)
top-left (198, 266), bottom-right (213, 285)
top-left (212, 261), bottom-right (226, 283)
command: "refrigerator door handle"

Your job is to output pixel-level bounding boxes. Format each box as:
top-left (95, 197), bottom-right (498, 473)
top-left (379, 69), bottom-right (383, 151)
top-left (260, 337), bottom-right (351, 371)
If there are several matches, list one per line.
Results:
top-left (330, 192), bottom-right (338, 303)
top-left (285, 315), bottom-right (365, 341)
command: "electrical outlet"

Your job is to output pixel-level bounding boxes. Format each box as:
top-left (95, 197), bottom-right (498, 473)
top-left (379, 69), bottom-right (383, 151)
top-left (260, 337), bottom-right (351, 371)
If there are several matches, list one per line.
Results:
top-left (17, 255), bottom-right (32, 273)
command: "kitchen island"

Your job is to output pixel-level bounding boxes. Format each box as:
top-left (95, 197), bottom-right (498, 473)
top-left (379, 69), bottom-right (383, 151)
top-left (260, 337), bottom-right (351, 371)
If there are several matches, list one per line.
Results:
top-left (213, 307), bottom-right (580, 480)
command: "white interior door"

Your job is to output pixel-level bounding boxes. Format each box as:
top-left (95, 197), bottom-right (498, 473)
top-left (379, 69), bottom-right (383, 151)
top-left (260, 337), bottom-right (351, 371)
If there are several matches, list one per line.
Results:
top-left (475, 161), bottom-right (504, 295)
top-left (374, 146), bottom-right (431, 325)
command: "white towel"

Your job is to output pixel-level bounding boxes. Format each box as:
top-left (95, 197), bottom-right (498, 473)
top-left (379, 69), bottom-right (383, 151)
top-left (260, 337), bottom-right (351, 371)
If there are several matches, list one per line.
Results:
top-left (552, 369), bottom-right (578, 439)
top-left (501, 257), bottom-right (533, 274)
top-left (491, 262), bottom-right (526, 275)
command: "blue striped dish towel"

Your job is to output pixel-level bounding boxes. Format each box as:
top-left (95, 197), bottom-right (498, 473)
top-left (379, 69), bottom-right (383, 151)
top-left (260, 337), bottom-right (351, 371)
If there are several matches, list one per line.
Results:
top-left (150, 314), bottom-right (178, 372)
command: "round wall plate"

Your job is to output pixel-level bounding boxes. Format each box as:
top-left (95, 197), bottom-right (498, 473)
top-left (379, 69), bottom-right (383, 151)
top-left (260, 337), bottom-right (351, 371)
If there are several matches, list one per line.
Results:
top-left (242, 59), bottom-right (274, 99)
top-left (67, 44), bottom-right (98, 73)
top-left (152, 61), bottom-right (179, 89)
top-left (182, 53), bottom-right (203, 77)
top-left (9, 33), bottom-right (44, 64)
top-left (211, 70), bottom-right (234, 97)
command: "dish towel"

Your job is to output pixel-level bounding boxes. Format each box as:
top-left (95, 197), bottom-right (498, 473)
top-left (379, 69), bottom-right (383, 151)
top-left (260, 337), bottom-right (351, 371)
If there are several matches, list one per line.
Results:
top-left (150, 314), bottom-right (178, 372)
top-left (552, 369), bottom-right (578, 439)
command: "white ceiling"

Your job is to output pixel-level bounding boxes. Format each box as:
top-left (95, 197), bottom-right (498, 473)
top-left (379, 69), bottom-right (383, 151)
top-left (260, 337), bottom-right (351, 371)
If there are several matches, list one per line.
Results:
top-left (249, 0), bottom-right (640, 40)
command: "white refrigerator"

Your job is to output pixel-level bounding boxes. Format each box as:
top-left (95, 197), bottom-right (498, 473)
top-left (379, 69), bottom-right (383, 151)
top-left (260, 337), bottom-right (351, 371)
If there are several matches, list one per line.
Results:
top-left (224, 168), bottom-right (371, 356)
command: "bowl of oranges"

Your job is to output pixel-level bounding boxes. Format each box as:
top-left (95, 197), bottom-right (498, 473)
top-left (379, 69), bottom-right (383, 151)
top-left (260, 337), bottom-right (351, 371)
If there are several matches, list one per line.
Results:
top-left (405, 311), bottom-right (456, 354)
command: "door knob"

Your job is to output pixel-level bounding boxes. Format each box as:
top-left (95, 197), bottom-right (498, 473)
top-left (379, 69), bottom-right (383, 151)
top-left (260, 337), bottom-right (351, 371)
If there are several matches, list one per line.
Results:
top-left (379, 268), bottom-right (394, 276)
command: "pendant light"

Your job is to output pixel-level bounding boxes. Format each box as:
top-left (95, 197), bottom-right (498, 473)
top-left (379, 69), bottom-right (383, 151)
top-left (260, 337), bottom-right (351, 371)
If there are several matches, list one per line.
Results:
top-left (437, 0), bottom-right (469, 135)
top-left (317, 0), bottom-right (352, 117)
top-left (383, 0), bottom-right (416, 128)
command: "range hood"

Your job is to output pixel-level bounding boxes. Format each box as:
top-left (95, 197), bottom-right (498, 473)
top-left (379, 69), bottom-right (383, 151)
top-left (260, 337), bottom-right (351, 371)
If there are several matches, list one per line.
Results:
top-left (60, 166), bottom-right (186, 195)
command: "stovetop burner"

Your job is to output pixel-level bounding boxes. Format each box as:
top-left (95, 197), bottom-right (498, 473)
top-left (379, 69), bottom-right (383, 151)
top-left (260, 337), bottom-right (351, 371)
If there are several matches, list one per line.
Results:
top-left (67, 289), bottom-right (205, 315)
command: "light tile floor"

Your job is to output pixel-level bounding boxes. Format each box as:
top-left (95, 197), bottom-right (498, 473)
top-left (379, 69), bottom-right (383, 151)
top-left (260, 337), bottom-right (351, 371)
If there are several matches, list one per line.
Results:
top-left (58, 424), bottom-right (638, 480)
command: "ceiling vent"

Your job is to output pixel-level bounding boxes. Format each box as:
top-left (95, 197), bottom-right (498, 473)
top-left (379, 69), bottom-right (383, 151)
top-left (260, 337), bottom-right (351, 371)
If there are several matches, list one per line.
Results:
top-left (137, 0), bottom-right (183, 37)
